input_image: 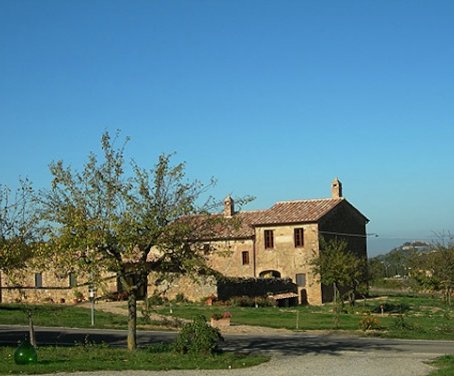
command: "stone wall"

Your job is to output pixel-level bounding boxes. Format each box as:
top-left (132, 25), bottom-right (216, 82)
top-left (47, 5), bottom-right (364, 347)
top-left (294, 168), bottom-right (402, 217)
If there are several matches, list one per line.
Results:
top-left (318, 200), bottom-right (368, 303)
top-left (146, 273), bottom-right (217, 302)
top-left (253, 223), bottom-right (322, 304)
top-left (0, 270), bottom-right (118, 304)
top-left (207, 239), bottom-right (255, 277)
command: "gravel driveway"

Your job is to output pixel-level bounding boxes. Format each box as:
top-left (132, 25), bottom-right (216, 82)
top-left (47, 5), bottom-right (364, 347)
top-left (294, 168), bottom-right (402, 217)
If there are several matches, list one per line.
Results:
top-left (56, 302), bottom-right (439, 376)
top-left (41, 350), bottom-right (438, 376)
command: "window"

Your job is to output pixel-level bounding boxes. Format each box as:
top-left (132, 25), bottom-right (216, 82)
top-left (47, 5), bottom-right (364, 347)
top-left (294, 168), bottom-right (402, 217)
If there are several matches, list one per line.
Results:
top-left (34, 273), bottom-right (43, 288)
top-left (241, 251), bottom-right (250, 265)
top-left (294, 228), bottom-right (304, 247)
top-left (69, 272), bottom-right (77, 288)
top-left (296, 273), bottom-right (306, 287)
top-left (264, 230), bottom-right (274, 249)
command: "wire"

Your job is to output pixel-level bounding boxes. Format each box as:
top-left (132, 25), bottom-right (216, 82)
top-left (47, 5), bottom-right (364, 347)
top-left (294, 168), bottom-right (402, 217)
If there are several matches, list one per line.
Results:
top-left (318, 230), bottom-right (378, 238)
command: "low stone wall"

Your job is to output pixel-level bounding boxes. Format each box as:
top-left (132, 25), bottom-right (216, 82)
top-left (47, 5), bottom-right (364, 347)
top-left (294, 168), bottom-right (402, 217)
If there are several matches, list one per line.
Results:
top-left (0, 271), bottom-right (118, 304)
top-left (147, 274), bottom-right (217, 302)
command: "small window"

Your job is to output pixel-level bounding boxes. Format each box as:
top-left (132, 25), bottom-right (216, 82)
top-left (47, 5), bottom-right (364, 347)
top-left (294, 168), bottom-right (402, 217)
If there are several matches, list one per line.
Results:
top-left (241, 251), bottom-right (250, 265)
top-left (35, 273), bottom-right (43, 288)
top-left (296, 273), bottom-right (306, 287)
top-left (69, 272), bottom-right (77, 288)
top-left (294, 228), bottom-right (304, 247)
top-left (264, 230), bottom-right (274, 249)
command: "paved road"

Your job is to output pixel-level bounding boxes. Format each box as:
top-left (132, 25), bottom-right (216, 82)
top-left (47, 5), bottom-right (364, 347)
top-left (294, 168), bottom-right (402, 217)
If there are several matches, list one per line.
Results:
top-left (1, 325), bottom-right (453, 355)
top-left (1, 325), bottom-right (453, 376)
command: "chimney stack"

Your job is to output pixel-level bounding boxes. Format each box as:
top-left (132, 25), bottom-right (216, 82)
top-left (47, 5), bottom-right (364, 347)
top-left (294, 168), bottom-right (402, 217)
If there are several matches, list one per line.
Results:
top-left (224, 195), bottom-right (235, 217)
top-left (331, 177), bottom-right (343, 198)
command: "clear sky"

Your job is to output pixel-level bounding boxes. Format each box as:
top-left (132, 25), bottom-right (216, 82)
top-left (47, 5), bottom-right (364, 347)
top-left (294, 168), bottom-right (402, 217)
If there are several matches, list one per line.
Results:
top-left (1, 0), bottom-right (453, 256)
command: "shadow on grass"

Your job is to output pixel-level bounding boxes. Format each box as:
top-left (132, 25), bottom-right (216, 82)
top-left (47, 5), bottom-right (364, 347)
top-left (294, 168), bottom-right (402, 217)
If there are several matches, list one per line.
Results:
top-left (37, 360), bottom-right (69, 365)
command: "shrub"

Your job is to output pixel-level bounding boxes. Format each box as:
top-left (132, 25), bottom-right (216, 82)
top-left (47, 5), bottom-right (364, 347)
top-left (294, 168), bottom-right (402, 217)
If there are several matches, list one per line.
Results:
top-left (228, 295), bottom-right (275, 307)
top-left (392, 314), bottom-right (417, 331)
top-left (174, 293), bottom-right (188, 303)
top-left (174, 315), bottom-right (222, 355)
top-left (372, 302), bottom-right (410, 314)
top-left (146, 294), bottom-right (168, 306)
top-left (359, 314), bottom-right (381, 331)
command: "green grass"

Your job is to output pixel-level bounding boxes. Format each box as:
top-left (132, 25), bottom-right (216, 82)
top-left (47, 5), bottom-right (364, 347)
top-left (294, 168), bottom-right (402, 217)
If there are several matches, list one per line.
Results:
top-left (0, 303), bottom-right (129, 329)
top-left (1, 294), bottom-right (453, 341)
top-left (429, 356), bottom-right (454, 376)
top-left (0, 344), bottom-right (268, 374)
top-left (155, 295), bottom-right (454, 340)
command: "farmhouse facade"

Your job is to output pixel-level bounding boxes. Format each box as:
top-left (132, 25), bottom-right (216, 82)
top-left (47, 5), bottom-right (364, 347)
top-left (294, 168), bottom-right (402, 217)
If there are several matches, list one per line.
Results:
top-left (0, 178), bottom-right (368, 306)
top-left (151, 178), bottom-right (369, 305)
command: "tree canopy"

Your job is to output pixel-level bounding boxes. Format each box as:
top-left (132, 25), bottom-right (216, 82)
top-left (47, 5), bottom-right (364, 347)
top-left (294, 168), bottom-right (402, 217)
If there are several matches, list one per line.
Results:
top-left (410, 236), bottom-right (454, 306)
top-left (0, 179), bottom-right (38, 273)
top-left (42, 131), bottom-right (225, 350)
top-left (310, 237), bottom-right (367, 306)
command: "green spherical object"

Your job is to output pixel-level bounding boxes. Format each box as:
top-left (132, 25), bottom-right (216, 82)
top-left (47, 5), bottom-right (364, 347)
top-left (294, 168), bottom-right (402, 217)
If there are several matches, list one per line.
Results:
top-left (14, 340), bottom-right (38, 365)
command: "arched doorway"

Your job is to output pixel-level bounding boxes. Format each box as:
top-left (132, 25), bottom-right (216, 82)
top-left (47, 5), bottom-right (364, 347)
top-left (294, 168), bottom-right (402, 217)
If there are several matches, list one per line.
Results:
top-left (259, 270), bottom-right (281, 278)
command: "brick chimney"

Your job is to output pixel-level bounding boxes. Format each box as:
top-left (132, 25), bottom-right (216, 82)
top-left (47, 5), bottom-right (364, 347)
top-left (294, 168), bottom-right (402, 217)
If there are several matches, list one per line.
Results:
top-left (224, 195), bottom-right (235, 217)
top-left (331, 177), bottom-right (343, 198)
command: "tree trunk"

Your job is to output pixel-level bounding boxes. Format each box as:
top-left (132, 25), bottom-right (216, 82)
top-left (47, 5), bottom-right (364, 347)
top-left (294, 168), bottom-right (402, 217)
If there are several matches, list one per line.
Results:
top-left (333, 282), bottom-right (338, 305)
top-left (127, 291), bottom-right (137, 351)
top-left (28, 311), bottom-right (36, 347)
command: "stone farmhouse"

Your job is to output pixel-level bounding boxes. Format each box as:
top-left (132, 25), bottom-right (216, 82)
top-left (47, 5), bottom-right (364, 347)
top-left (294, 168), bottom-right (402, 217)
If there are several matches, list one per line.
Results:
top-left (151, 178), bottom-right (369, 305)
top-left (0, 178), bottom-right (368, 306)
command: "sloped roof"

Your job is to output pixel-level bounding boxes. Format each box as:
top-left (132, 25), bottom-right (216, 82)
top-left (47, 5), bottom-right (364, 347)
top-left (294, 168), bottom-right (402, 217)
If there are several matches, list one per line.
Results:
top-left (202, 197), bottom-right (364, 240)
top-left (250, 198), bottom-right (345, 226)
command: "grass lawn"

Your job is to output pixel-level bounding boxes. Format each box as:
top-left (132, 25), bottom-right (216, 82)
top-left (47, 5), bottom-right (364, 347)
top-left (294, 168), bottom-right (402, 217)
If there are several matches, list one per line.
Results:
top-left (0, 303), bottom-right (129, 329)
top-left (155, 295), bottom-right (454, 340)
top-left (0, 344), bottom-right (268, 374)
top-left (429, 355), bottom-right (454, 376)
top-left (1, 294), bottom-right (453, 340)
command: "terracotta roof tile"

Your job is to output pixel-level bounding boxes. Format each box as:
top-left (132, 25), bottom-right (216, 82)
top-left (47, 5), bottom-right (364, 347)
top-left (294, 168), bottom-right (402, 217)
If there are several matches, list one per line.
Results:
top-left (186, 198), bottom-right (367, 240)
top-left (201, 198), bottom-right (346, 240)
top-left (250, 198), bottom-right (344, 225)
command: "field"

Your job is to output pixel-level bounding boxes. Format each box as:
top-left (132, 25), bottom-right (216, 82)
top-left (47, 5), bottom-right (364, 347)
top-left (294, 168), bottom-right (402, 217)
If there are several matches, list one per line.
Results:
top-left (0, 293), bottom-right (452, 374)
top-left (0, 344), bottom-right (267, 374)
top-left (1, 293), bottom-right (453, 340)
top-left (429, 355), bottom-right (454, 376)
top-left (154, 294), bottom-right (454, 340)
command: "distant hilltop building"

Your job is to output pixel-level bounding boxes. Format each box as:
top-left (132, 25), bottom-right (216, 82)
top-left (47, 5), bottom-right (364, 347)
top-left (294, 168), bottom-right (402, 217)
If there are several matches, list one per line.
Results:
top-left (1, 178), bottom-right (368, 306)
top-left (401, 241), bottom-right (431, 251)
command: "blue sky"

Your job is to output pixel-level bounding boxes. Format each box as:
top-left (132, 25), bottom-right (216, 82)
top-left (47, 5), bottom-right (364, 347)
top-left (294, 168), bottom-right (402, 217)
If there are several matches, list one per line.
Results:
top-left (1, 0), bottom-right (453, 256)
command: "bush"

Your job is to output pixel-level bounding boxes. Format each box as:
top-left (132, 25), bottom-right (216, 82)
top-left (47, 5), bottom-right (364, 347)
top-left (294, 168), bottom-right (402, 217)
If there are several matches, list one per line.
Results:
top-left (228, 296), bottom-right (275, 307)
top-left (174, 293), bottom-right (188, 303)
top-left (359, 314), bottom-right (381, 331)
top-left (372, 302), bottom-right (410, 314)
top-left (174, 315), bottom-right (222, 355)
top-left (146, 294), bottom-right (168, 306)
top-left (392, 314), bottom-right (424, 333)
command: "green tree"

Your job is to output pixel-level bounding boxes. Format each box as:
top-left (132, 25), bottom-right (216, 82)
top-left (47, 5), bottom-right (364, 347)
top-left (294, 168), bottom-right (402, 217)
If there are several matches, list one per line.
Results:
top-left (310, 238), bottom-right (367, 320)
top-left (0, 180), bottom-right (39, 302)
top-left (42, 131), bottom-right (227, 350)
top-left (411, 236), bottom-right (454, 306)
top-left (368, 258), bottom-right (386, 281)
